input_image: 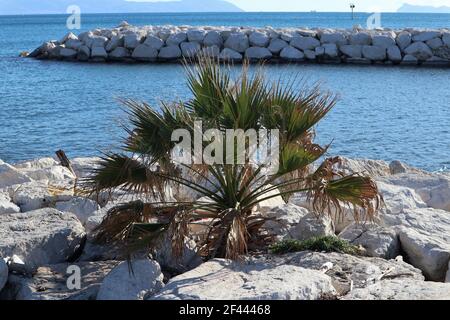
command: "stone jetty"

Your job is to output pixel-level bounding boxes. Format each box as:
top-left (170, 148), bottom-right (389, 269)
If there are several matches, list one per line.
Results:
top-left (28, 22), bottom-right (450, 66)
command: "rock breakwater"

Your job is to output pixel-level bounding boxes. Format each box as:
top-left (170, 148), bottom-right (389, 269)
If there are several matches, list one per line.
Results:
top-left (28, 22), bottom-right (450, 67)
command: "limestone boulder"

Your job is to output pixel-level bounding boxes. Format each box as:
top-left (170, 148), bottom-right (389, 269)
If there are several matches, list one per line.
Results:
top-left (349, 32), bottom-right (371, 45)
top-left (123, 33), bottom-right (142, 49)
top-left (77, 46), bottom-right (90, 61)
top-left (396, 31), bottom-right (412, 51)
top-left (180, 42), bottom-right (201, 58)
top-left (97, 259), bottom-right (164, 300)
top-left (291, 36), bottom-right (320, 51)
top-left (132, 44), bottom-right (158, 61)
top-left (340, 45), bottom-right (362, 58)
top-left (0, 159), bottom-right (33, 188)
top-left (0, 209), bottom-right (85, 272)
top-left (224, 33), bottom-right (249, 53)
top-left (426, 37), bottom-right (444, 50)
top-left (59, 48), bottom-right (77, 59)
top-left (203, 31), bottom-right (223, 47)
top-left (323, 43), bottom-right (338, 58)
top-left (362, 45), bottom-right (386, 61)
top-left (404, 42), bottom-right (433, 60)
top-left (263, 204), bottom-right (310, 240)
top-left (91, 46), bottom-right (108, 60)
top-left (292, 213), bottom-right (335, 241)
top-left (268, 38), bottom-right (288, 54)
top-left (343, 280), bottom-right (450, 300)
top-left (109, 47), bottom-right (130, 60)
top-left (151, 259), bottom-right (336, 300)
top-left (158, 45), bottom-right (182, 60)
top-left (339, 223), bottom-right (400, 259)
top-left (387, 45), bottom-right (402, 62)
top-left (280, 46), bottom-right (305, 61)
top-left (0, 192), bottom-right (20, 214)
top-left (320, 32), bottom-right (347, 45)
top-left (372, 35), bottom-right (396, 49)
top-left (105, 35), bottom-right (124, 52)
top-left (249, 31), bottom-right (270, 47)
top-left (187, 29), bottom-right (206, 43)
top-left (55, 197), bottom-right (100, 225)
top-left (412, 31), bottom-right (441, 42)
top-left (1, 261), bottom-right (119, 300)
top-left (143, 35), bottom-right (164, 50)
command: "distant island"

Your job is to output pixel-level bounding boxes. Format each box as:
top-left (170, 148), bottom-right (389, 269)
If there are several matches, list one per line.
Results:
top-left (0, 0), bottom-right (244, 15)
top-left (397, 3), bottom-right (450, 13)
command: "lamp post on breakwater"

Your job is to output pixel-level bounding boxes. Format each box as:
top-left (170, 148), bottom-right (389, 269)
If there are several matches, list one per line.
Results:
top-left (350, 3), bottom-right (356, 19)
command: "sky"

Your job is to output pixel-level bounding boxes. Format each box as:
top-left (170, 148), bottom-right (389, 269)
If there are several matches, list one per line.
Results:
top-left (143, 0), bottom-right (450, 12)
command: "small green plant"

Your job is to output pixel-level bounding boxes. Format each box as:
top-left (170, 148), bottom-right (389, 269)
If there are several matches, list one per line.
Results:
top-left (269, 236), bottom-right (362, 255)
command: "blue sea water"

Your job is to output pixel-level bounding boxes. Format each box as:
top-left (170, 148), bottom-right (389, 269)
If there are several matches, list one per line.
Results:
top-left (0, 12), bottom-right (449, 171)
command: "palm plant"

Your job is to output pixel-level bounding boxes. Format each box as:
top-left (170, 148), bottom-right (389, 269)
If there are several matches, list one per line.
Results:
top-left (87, 57), bottom-right (380, 261)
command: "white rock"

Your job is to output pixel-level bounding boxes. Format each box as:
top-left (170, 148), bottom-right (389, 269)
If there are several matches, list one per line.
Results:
top-left (109, 47), bottom-right (130, 60)
top-left (343, 280), bottom-right (450, 300)
top-left (254, 185), bottom-right (285, 214)
top-left (401, 54), bottom-right (418, 64)
top-left (396, 31), bottom-right (412, 51)
top-left (315, 46), bottom-right (325, 56)
top-left (0, 192), bottom-right (20, 214)
top-left (203, 31), bottom-right (223, 47)
top-left (349, 32), bottom-right (371, 45)
top-left (158, 45), bottom-right (182, 60)
top-left (280, 46), bottom-right (305, 61)
top-left (339, 223), bottom-right (400, 259)
top-left (219, 48), bottom-right (243, 61)
top-left (143, 35), bottom-right (164, 50)
top-left (19, 165), bottom-right (75, 183)
top-left (334, 157), bottom-right (391, 178)
top-left (389, 160), bottom-right (409, 174)
top-left (272, 251), bottom-right (423, 294)
top-left (97, 259), bottom-right (164, 300)
top-left (0, 159), bottom-right (33, 188)
top-left (70, 157), bottom-right (101, 179)
top-left (382, 172), bottom-right (450, 211)
top-left (263, 204), bottom-right (310, 240)
top-left (123, 33), bottom-right (142, 49)
top-left (0, 208), bottom-right (85, 272)
top-left (55, 197), bottom-right (100, 225)
top-left (224, 33), bottom-right (249, 53)
top-left (372, 35), bottom-right (396, 49)
top-left (245, 47), bottom-right (272, 60)
top-left (398, 226), bottom-right (450, 282)
top-left (290, 36), bottom-right (320, 51)
top-left (362, 45), bottom-right (386, 60)
top-left (443, 33), bottom-right (450, 46)
top-left (152, 234), bottom-right (202, 274)
top-left (14, 158), bottom-right (58, 170)
top-left (377, 181), bottom-right (427, 214)
top-left (91, 46), bottom-right (108, 59)
top-left (132, 44), bottom-right (158, 61)
top-left (340, 45), bottom-right (362, 58)
top-left (85, 35), bottom-right (108, 49)
top-left (426, 37), bottom-right (444, 49)
top-left (77, 45), bottom-right (90, 61)
top-left (404, 42), bottom-right (433, 60)
top-left (166, 32), bottom-right (187, 46)
top-left (292, 213), bottom-right (335, 241)
top-left (412, 31), bottom-right (441, 42)
top-left (249, 31), bottom-right (270, 47)
top-left (105, 35), bottom-right (123, 52)
top-left (180, 41), bottom-right (201, 58)
top-left (151, 259), bottom-right (336, 300)
top-left (1, 261), bottom-right (119, 300)
top-left (65, 39), bottom-right (83, 50)
top-left (304, 49), bottom-right (316, 60)
top-left (0, 258), bottom-right (7, 293)
top-left (60, 32), bottom-right (78, 44)
top-left (187, 29), bottom-right (206, 43)
top-left (386, 45), bottom-right (402, 62)
top-left (323, 43), bottom-right (338, 58)
top-left (59, 48), bottom-right (77, 59)
top-left (320, 32), bottom-right (347, 45)
top-left (268, 38), bottom-right (288, 54)
top-left (10, 181), bottom-right (73, 212)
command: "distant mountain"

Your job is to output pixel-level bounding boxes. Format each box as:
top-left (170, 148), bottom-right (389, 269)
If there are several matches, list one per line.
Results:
top-left (397, 3), bottom-right (450, 13)
top-left (0, 0), bottom-right (244, 15)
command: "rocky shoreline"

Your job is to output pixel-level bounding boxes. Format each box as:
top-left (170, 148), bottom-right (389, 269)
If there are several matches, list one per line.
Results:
top-left (27, 23), bottom-right (450, 67)
top-left (1, 156), bottom-right (449, 300)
